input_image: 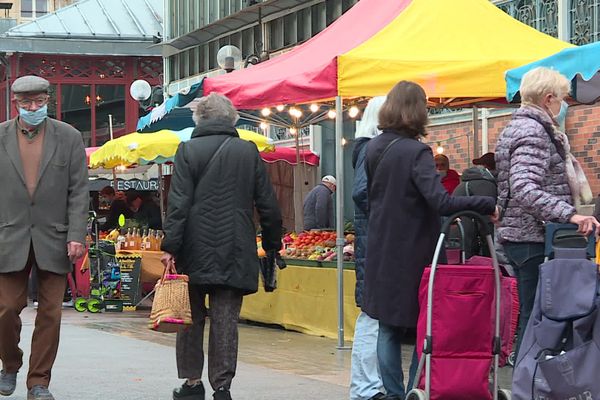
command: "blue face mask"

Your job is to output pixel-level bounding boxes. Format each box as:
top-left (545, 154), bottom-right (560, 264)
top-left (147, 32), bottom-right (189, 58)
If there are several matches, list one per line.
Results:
top-left (19, 105), bottom-right (48, 126)
top-left (555, 100), bottom-right (568, 126)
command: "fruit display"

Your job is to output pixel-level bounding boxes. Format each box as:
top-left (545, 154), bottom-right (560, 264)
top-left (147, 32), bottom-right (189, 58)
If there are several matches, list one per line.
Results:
top-left (282, 230), bottom-right (355, 262)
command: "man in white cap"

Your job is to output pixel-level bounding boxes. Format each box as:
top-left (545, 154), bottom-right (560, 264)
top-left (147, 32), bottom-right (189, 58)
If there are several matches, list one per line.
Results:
top-left (303, 175), bottom-right (336, 230)
top-left (0, 75), bottom-right (89, 400)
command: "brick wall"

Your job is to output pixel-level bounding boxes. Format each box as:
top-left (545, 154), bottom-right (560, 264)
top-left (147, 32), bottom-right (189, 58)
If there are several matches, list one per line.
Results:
top-left (427, 103), bottom-right (600, 197)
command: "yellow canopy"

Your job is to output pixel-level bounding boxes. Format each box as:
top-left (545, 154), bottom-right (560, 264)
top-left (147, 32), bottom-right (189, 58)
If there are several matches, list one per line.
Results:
top-left (338, 0), bottom-right (574, 101)
top-left (89, 128), bottom-right (274, 169)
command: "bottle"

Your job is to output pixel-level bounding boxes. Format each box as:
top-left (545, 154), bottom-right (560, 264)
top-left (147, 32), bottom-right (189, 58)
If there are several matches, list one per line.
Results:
top-left (148, 229), bottom-right (156, 251)
top-left (141, 229), bottom-right (148, 251)
top-left (156, 230), bottom-right (164, 250)
top-left (124, 228), bottom-right (132, 250)
top-left (116, 230), bottom-right (126, 251)
top-left (134, 228), bottom-right (142, 250)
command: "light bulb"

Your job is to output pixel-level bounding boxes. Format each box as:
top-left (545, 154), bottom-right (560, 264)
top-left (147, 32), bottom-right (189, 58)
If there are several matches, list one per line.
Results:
top-left (289, 127), bottom-right (297, 135)
top-left (341, 138), bottom-right (348, 146)
top-left (436, 143), bottom-right (444, 154)
top-left (294, 109), bottom-right (302, 118)
top-left (348, 106), bottom-right (359, 118)
top-left (260, 122), bottom-right (268, 130)
top-left (276, 105), bottom-right (285, 112)
top-left (261, 108), bottom-right (271, 117)
top-left (327, 110), bottom-right (336, 119)
top-left (310, 104), bottom-right (319, 113)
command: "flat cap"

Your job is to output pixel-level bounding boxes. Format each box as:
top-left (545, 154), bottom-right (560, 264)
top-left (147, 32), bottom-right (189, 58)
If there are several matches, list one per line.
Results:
top-left (11, 75), bottom-right (50, 94)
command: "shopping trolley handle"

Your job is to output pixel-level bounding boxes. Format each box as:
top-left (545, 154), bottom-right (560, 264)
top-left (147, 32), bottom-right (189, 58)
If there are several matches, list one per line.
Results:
top-left (441, 211), bottom-right (492, 237)
top-left (544, 222), bottom-right (596, 259)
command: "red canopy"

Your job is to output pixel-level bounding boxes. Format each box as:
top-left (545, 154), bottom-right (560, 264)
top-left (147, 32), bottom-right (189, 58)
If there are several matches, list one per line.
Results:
top-left (260, 147), bottom-right (319, 166)
top-left (86, 147), bottom-right (99, 165)
top-left (203, 0), bottom-right (411, 109)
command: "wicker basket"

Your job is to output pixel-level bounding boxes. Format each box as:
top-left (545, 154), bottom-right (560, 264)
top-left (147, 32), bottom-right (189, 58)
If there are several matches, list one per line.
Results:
top-left (149, 260), bottom-right (193, 333)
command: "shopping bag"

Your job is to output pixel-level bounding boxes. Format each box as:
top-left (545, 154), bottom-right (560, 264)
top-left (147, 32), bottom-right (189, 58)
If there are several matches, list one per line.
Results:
top-left (149, 259), bottom-right (193, 333)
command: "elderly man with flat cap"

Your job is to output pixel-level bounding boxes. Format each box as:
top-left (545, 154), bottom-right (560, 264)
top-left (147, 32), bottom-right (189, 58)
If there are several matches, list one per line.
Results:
top-left (0, 76), bottom-right (89, 400)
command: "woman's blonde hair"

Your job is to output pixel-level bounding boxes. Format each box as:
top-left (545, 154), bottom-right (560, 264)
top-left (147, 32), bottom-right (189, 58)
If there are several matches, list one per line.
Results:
top-left (519, 67), bottom-right (570, 105)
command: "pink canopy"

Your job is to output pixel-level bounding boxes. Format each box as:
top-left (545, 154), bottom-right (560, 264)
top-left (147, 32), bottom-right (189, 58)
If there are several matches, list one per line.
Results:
top-left (203, 0), bottom-right (411, 109)
top-left (260, 147), bottom-right (319, 166)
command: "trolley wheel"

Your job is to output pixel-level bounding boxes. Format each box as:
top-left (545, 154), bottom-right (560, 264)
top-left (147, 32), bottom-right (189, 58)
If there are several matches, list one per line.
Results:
top-left (406, 389), bottom-right (428, 400)
top-left (87, 298), bottom-right (103, 313)
top-left (74, 298), bottom-right (87, 313)
top-left (498, 389), bottom-right (511, 400)
top-left (508, 351), bottom-right (516, 367)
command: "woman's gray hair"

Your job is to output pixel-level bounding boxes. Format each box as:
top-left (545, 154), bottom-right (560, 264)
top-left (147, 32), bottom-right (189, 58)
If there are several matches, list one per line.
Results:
top-left (192, 93), bottom-right (239, 126)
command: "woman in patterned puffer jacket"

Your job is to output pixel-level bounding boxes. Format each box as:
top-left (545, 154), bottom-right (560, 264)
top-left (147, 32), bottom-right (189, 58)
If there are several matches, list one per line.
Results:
top-left (495, 67), bottom-right (600, 358)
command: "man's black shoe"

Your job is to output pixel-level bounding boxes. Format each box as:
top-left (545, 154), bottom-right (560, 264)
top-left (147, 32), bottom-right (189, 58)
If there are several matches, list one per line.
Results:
top-left (368, 393), bottom-right (387, 400)
top-left (213, 387), bottom-right (232, 400)
top-left (0, 370), bottom-right (16, 396)
top-left (27, 385), bottom-right (54, 400)
top-left (173, 381), bottom-right (205, 400)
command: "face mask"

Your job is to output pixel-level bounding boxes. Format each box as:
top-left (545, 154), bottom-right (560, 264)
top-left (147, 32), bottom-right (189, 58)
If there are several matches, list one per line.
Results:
top-left (19, 105), bottom-right (47, 126)
top-left (555, 100), bottom-right (568, 126)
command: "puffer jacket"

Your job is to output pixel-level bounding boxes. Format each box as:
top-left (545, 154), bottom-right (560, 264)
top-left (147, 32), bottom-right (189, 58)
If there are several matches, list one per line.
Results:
top-left (161, 118), bottom-right (283, 294)
top-left (351, 137), bottom-right (370, 308)
top-left (496, 105), bottom-right (576, 243)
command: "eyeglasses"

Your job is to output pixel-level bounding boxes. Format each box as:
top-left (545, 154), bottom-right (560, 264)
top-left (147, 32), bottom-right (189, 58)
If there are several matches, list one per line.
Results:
top-left (16, 96), bottom-right (49, 108)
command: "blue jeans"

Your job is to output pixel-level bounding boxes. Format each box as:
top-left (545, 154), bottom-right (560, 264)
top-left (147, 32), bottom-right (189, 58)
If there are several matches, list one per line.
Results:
top-left (350, 312), bottom-right (384, 400)
top-left (377, 322), bottom-right (419, 399)
top-left (502, 242), bottom-right (545, 359)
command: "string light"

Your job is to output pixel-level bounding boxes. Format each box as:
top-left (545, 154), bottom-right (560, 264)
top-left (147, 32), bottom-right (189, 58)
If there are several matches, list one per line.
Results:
top-left (310, 103), bottom-right (319, 113)
top-left (341, 138), bottom-right (348, 146)
top-left (436, 142), bottom-right (444, 154)
top-left (289, 127), bottom-right (297, 135)
top-left (289, 107), bottom-right (302, 118)
top-left (276, 105), bottom-right (285, 112)
top-left (259, 122), bottom-right (268, 130)
top-left (348, 106), bottom-right (360, 118)
top-left (327, 110), bottom-right (336, 119)
top-left (261, 108), bottom-right (271, 117)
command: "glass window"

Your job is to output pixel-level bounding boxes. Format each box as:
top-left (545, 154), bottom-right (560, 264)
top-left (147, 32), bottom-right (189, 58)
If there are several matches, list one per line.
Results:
top-left (95, 85), bottom-right (126, 146)
top-left (35, 0), bottom-right (47, 16)
top-left (311, 3), bottom-right (326, 36)
top-left (283, 13), bottom-right (297, 46)
top-left (61, 84), bottom-right (92, 146)
top-left (297, 8), bottom-right (311, 42)
top-left (269, 18), bottom-right (283, 50)
top-left (21, 0), bottom-right (33, 18)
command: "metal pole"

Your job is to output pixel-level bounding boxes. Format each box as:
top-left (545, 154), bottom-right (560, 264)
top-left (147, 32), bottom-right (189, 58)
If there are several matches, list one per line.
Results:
top-left (108, 114), bottom-right (114, 141)
top-left (481, 108), bottom-right (489, 154)
top-left (557, 0), bottom-right (569, 42)
top-left (472, 107), bottom-right (480, 160)
top-left (334, 96), bottom-right (347, 349)
top-left (158, 164), bottom-right (165, 222)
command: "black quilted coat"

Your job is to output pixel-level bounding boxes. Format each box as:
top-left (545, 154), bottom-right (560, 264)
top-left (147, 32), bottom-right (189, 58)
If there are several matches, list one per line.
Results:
top-left (161, 118), bottom-right (283, 294)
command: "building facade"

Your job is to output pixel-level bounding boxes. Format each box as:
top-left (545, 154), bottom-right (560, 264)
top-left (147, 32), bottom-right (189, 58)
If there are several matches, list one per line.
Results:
top-left (0, 0), bottom-right (163, 146)
top-left (164, 0), bottom-right (600, 198)
top-left (0, 0), bottom-right (76, 33)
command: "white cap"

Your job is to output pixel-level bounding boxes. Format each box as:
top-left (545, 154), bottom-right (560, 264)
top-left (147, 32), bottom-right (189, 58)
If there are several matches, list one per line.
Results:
top-left (322, 175), bottom-right (336, 186)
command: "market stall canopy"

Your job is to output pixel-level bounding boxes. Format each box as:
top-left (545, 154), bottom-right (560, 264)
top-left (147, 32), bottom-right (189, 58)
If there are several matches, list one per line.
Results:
top-left (89, 128), bottom-right (274, 169)
top-left (136, 81), bottom-right (203, 132)
top-left (506, 41), bottom-right (600, 104)
top-left (203, 0), bottom-right (412, 109)
top-left (261, 147), bottom-right (319, 166)
top-left (203, 0), bottom-right (571, 109)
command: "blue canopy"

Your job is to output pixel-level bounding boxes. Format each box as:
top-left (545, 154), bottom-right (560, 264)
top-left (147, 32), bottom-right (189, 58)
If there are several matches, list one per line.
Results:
top-left (136, 80), bottom-right (203, 132)
top-left (506, 42), bottom-right (600, 104)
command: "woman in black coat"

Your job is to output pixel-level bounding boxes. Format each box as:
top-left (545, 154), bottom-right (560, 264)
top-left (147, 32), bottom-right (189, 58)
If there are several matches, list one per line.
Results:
top-left (363, 81), bottom-right (497, 399)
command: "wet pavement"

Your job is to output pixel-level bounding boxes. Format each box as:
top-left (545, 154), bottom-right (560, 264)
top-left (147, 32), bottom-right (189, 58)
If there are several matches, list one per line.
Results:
top-left (5, 306), bottom-right (513, 399)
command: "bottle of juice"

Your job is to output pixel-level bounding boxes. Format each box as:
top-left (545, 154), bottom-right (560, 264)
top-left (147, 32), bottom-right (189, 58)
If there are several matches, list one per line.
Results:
top-left (135, 228), bottom-right (142, 250)
top-left (148, 229), bottom-right (156, 251)
top-left (156, 230), bottom-right (164, 250)
top-left (141, 229), bottom-right (148, 251)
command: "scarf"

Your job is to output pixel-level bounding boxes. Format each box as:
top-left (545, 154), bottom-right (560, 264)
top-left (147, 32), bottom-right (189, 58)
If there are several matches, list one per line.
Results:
top-left (553, 128), bottom-right (594, 208)
top-left (521, 102), bottom-right (593, 207)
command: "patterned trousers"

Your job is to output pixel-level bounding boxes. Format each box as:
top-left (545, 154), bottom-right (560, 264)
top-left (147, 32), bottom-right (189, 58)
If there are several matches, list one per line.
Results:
top-left (176, 285), bottom-right (243, 391)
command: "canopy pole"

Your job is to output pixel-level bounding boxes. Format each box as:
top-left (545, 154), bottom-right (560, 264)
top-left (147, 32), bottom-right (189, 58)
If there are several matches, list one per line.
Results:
top-left (481, 108), bottom-right (489, 154)
top-left (158, 164), bottom-right (165, 223)
top-left (335, 96), bottom-right (348, 350)
top-left (472, 107), bottom-right (480, 160)
top-left (108, 114), bottom-right (114, 141)
top-left (112, 168), bottom-right (117, 191)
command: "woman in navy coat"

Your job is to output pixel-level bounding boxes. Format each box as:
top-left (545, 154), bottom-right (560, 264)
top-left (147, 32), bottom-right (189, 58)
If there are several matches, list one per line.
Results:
top-left (363, 81), bottom-right (497, 399)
